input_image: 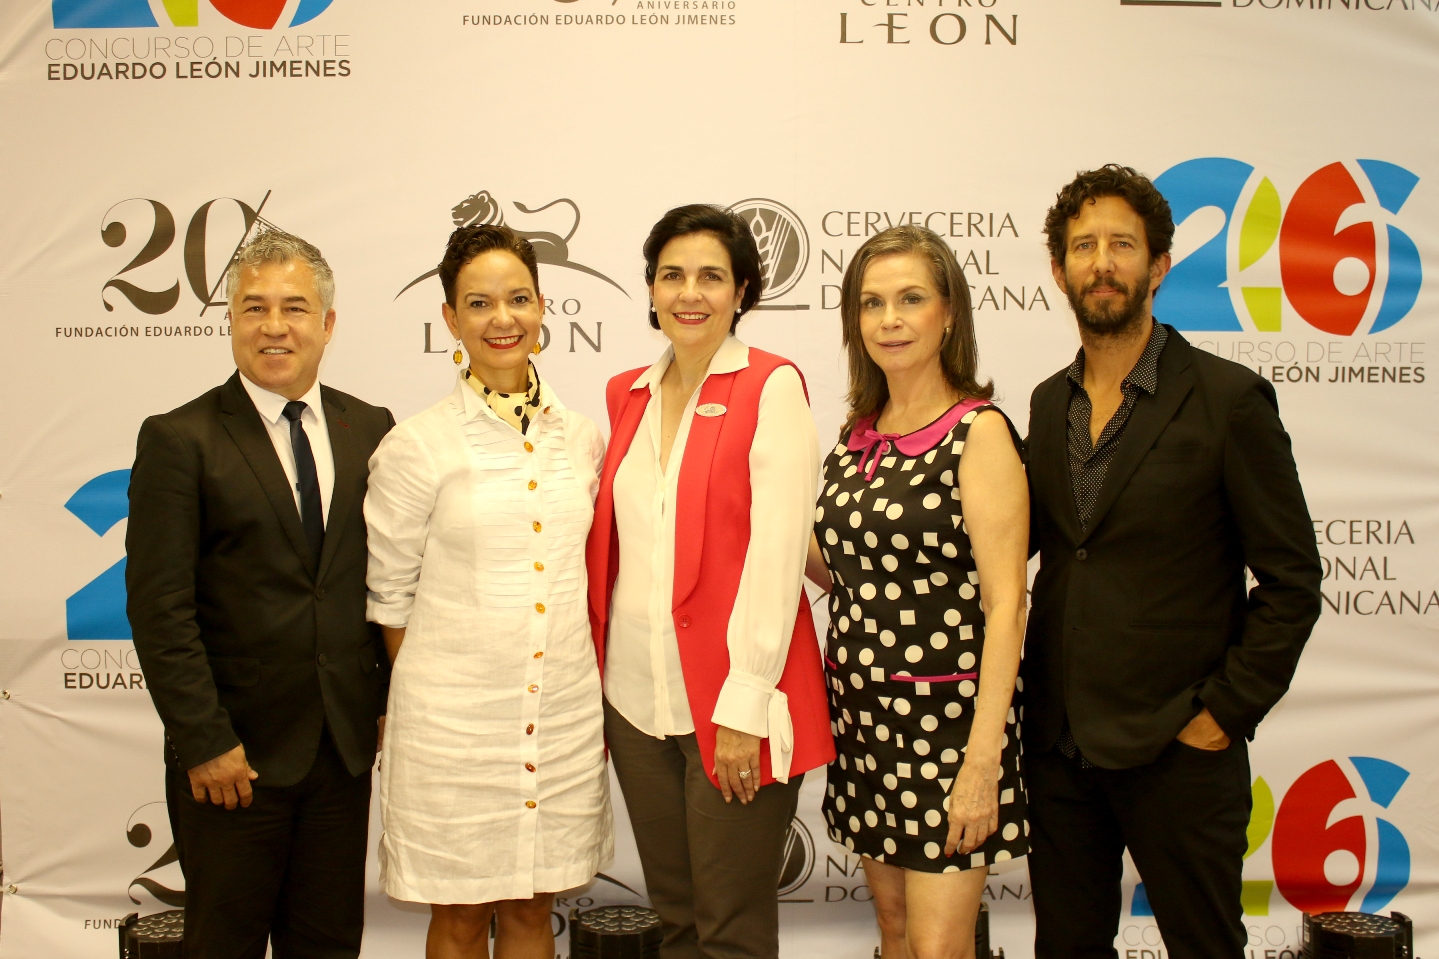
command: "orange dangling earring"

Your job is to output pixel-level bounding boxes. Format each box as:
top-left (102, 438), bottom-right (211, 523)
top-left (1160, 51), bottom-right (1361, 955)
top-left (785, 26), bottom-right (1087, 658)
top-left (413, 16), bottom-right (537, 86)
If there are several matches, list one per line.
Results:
top-left (532, 341), bottom-right (542, 355)
top-left (452, 340), bottom-right (463, 365)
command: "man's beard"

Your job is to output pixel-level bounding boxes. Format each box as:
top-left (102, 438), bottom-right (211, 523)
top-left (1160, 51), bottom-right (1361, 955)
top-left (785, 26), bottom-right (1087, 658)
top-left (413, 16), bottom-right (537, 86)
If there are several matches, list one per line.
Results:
top-left (1068, 272), bottom-right (1151, 339)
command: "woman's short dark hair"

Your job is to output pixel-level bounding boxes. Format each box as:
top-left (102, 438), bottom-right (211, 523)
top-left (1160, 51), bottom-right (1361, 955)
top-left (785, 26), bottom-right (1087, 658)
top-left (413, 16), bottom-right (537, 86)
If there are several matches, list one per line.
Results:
top-left (1043, 164), bottom-right (1174, 266)
top-left (840, 225), bottom-right (993, 429)
top-left (642, 204), bottom-right (763, 331)
top-left (438, 224), bottom-right (540, 307)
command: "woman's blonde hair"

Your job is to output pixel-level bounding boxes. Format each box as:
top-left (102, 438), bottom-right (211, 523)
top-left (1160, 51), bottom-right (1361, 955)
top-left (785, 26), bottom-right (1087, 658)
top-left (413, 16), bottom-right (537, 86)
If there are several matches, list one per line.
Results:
top-left (839, 225), bottom-right (992, 429)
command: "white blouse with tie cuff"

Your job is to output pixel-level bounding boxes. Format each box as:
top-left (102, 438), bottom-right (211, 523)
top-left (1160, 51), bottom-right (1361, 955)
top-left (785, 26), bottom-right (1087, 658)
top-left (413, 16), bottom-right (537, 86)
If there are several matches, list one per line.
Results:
top-left (365, 375), bottom-right (613, 904)
top-left (606, 336), bottom-right (821, 781)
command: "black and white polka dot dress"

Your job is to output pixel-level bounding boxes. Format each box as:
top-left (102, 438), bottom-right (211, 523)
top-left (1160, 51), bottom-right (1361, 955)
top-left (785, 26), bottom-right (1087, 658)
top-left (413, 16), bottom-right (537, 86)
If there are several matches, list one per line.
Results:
top-left (815, 402), bottom-right (1028, 872)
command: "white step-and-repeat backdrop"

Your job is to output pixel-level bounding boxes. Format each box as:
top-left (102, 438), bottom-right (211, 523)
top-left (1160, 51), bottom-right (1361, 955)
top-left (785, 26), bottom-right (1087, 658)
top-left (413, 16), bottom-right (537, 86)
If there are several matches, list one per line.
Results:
top-left (1, 1), bottom-right (1436, 956)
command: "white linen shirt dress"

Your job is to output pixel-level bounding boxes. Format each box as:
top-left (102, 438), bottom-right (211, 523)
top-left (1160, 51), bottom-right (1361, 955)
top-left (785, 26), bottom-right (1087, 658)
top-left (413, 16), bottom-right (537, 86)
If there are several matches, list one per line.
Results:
top-left (365, 375), bottom-right (614, 904)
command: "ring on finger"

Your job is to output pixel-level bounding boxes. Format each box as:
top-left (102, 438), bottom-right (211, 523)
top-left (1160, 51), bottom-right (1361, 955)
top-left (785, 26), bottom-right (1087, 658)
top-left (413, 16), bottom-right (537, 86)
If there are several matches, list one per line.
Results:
top-left (738, 769), bottom-right (752, 779)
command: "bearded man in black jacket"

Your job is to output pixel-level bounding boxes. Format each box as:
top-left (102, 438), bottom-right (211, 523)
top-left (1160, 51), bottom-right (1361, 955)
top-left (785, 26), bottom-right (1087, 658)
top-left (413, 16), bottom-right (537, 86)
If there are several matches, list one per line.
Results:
top-left (1022, 165), bottom-right (1322, 959)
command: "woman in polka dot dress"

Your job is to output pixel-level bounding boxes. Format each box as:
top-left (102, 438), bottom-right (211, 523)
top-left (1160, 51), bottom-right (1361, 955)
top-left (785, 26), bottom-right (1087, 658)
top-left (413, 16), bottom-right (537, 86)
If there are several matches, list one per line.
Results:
top-left (804, 226), bottom-right (1029, 959)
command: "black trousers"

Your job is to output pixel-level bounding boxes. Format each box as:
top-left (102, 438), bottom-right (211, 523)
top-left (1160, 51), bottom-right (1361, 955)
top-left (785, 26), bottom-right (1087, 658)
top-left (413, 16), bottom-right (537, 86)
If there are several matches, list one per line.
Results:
top-left (605, 700), bottom-right (803, 959)
top-left (1027, 739), bottom-right (1251, 959)
top-left (165, 733), bottom-right (372, 959)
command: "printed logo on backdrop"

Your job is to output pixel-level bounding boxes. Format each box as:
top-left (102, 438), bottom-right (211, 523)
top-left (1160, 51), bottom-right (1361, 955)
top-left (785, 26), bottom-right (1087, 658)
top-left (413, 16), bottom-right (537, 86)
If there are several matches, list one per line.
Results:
top-left (53, 0), bottom-right (335, 29)
top-left (398, 190), bottom-right (620, 355)
top-left (47, 1), bottom-right (352, 82)
top-left (462, 0), bottom-right (737, 28)
top-left (729, 199), bottom-right (811, 311)
top-left (833, 1), bottom-right (1019, 47)
top-left (1153, 158), bottom-right (1426, 387)
top-left (1272, 758), bottom-right (1411, 916)
top-left (126, 802), bottom-right (184, 907)
top-left (66, 471), bottom-right (132, 642)
top-left (1153, 158), bottom-right (1434, 621)
top-left (65, 190), bottom-right (305, 342)
top-left (1117, 0), bottom-right (1220, 7)
top-left (778, 818), bottom-right (816, 901)
top-left (1311, 517), bottom-right (1434, 619)
top-left (1128, 758), bottom-right (1411, 954)
top-left (816, 205), bottom-right (1049, 314)
top-left (79, 804), bottom-right (184, 934)
top-left (1120, 0), bottom-right (1436, 14)
top-left (61, 470), bottom-right (150, 692)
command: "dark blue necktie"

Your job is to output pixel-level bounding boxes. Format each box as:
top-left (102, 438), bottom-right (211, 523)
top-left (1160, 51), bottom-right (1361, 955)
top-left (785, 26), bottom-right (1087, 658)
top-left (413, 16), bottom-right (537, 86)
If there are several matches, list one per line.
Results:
top-left (282, 400), bottom-right (325, 569)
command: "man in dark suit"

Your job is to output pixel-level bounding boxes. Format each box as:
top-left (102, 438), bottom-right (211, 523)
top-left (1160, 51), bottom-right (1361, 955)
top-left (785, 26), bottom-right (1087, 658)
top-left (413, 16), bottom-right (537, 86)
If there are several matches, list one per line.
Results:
top-left (127, 230), bottom-right (394, 959)
top-left (1023, 165), bottom-right (1322, 959)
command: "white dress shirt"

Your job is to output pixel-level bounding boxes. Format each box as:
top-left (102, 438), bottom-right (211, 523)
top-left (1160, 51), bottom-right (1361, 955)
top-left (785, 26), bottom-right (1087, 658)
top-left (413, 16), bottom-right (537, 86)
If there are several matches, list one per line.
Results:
top-left (365, 374), bottom-right (613, 903)
top-left (239, 372), bottom-right (335, 526)
top-left (606, 336), bottom-right (820, 780)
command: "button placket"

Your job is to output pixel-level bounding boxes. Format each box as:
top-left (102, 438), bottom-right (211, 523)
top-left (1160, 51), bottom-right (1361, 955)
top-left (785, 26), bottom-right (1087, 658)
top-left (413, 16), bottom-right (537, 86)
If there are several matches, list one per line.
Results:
top-left (527, 426), bottom-right (551, 643)
top-left (520, 423), bottom-right (548, 821)
top-left (520, 633), bottom-right (544, 816)
top-left (647, 469), bottom-right (673, 731)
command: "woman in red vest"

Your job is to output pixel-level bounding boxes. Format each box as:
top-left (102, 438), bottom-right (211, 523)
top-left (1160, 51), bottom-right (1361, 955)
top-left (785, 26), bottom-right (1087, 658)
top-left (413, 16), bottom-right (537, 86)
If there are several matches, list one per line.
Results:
top-left (586, 204), bottom-right (834, 958)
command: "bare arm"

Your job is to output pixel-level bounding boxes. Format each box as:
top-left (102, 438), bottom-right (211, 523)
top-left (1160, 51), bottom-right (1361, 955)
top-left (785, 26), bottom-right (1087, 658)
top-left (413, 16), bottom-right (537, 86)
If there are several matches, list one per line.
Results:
top-left (805, 533), bottom-right (832, 593)
top-left (374, 624), bottom-right (405, 755)
top-left (382, 626), bottom-right (406, 665)
top-left (945, 410), bottom-right (1029, 857)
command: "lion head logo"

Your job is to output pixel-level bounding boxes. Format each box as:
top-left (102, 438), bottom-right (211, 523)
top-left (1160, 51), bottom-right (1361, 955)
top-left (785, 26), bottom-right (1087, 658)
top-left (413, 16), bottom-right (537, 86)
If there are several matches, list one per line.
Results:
top-left (399, 190), bottom-right (627, 299)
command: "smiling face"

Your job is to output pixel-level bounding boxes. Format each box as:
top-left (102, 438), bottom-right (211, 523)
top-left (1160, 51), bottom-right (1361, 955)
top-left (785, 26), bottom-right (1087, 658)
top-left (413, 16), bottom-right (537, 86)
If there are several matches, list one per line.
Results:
top-left (649, 231), bottom-right (746, 357)
top-left (1052, 195), bottom-right (1171, 337)
top-left (229, 259), bottom-right (335, 400)
top-left (442, 250), bottom-right (544, 390)
top-left (857, 253), bottom-right (950, 381)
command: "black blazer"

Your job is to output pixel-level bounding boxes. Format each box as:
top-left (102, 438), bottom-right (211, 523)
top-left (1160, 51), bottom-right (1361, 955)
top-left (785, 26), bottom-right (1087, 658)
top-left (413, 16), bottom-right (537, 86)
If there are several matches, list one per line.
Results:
top-left (127, 372), bottom-right (394, 786)
top-left (1023, 327), bottom-right (1322, 769)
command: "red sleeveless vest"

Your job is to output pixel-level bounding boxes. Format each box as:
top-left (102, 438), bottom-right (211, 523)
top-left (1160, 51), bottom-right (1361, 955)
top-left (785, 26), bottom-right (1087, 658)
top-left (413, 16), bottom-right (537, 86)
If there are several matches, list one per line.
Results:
top-left (586, 347), bottom-right (835, 788)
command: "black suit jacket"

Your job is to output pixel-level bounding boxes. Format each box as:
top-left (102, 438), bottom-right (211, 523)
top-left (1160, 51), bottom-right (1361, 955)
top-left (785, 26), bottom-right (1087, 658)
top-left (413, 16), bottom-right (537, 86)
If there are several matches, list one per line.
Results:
top-left (1023, 326), bottom-right (1322, 769)
top-left (127, 372), bottom-right (394, 786)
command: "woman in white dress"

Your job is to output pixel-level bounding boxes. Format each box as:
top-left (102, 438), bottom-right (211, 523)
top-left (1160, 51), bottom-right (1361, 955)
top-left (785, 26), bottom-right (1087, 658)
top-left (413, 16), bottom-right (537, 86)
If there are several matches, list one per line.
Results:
top-left (365, 224), bottom-right (612, 959)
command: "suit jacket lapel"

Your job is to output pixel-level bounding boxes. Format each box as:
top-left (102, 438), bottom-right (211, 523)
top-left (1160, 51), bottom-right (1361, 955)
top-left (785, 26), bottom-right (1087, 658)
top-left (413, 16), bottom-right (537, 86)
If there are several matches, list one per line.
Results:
top-left (316, 387), bottom-right (355, 583)
top-left (219, 372), bottom-right (313, 574)
top-left (1080, 334), bottom-right (1196, 542)
top-left (1034, 377), bottom-right (1083, 547)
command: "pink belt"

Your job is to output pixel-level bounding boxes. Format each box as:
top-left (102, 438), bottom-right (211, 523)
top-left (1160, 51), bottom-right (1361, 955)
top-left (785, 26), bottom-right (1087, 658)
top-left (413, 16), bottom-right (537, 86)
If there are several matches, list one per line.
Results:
top-left (892, 672), bottom-right (977, 683)
top-left (824, 659), bottom-right (977, 684)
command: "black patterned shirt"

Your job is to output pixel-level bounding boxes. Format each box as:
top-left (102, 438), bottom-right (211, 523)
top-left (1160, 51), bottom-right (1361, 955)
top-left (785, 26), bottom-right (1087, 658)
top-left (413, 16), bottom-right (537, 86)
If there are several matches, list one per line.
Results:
top-left (1065, 322), bottom-right (1168, 531)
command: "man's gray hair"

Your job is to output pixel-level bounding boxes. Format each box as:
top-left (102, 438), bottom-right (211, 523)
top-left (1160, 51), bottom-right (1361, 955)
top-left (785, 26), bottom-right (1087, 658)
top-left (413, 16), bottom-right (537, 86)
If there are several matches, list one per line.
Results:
top-left (224, 229), bottom-right (336, 313)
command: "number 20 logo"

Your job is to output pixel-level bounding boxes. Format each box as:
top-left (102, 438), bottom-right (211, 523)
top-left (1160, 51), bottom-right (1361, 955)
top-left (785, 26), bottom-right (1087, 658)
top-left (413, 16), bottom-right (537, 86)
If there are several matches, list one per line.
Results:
top-left (1153, 158), bottom-right (1422, 336)
top-left (100, 191), bottom-right (269, 317)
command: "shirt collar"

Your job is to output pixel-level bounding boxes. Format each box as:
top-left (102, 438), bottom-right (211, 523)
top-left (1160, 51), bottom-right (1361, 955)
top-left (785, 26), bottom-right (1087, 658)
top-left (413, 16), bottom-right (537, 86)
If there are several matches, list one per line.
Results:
top-left (630, 335), bottom-right (750, 394)
top-left (239, 372), bottom-right (324, 426)
top-left (1065, 321), bottom-right (1168, 397)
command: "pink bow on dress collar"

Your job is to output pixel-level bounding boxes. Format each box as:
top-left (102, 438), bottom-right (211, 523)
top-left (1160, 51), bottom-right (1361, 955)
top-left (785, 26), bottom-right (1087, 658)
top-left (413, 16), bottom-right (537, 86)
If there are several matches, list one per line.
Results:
top-left (844, 398), bottom-right (990, 483)
top-left (849, 426), bottom-right (903, 481)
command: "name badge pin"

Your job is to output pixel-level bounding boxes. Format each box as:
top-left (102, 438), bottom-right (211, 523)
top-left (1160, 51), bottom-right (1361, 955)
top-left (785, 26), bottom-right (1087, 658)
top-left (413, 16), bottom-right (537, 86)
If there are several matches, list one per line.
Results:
top-left (695, 403), bottom-right (727, 417)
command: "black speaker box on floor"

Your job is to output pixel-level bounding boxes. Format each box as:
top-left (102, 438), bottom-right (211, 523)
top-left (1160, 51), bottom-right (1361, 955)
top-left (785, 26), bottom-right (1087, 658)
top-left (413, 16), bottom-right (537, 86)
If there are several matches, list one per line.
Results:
top-left (1302, 911), bottom-right (1415, 959)
top-left (569, 904), bottom-right (662, 958)
top-left (117, 910), bottom-right (183, 959)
